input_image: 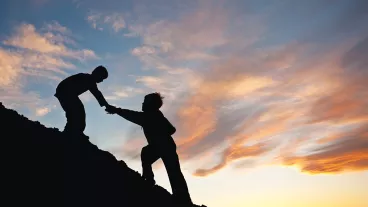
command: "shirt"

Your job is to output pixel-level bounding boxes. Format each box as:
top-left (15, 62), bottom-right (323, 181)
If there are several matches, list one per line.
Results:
top-left (55, 73), bottom-right (108, 107)
top-left (115, 109), bottom-right (177, 149)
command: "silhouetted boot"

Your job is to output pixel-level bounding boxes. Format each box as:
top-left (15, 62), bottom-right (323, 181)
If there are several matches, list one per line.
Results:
top-left (172, 193), bottom-right (193, 206)
top-left (141, 174), bottom-right (156, 187)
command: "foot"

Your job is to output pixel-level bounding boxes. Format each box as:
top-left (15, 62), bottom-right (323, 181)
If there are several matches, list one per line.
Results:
top-left (172, 194), bottom-right (193, 206)
top-left (141, 175), bottom-right (156, 186)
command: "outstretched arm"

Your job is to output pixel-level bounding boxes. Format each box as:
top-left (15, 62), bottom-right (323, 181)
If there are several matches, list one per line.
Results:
top-left (90, 86), bottom-right (109, 107)
top-left (110, 107), bottom-right (145, 126)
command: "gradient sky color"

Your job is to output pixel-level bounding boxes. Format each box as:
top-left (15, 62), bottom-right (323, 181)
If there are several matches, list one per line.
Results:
top-left (1, 0), bottom-right (367, 206)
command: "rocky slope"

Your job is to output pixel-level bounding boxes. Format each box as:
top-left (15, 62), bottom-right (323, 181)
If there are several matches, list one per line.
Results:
top-left (1, 102), bottom-right (206, 207)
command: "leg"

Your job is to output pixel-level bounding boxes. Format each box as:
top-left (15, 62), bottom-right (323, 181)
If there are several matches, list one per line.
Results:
top-left (161, 150), bottom-right (192, 204)
top-left (141, 145), bottom-right (159, 184)
top-left (57, 97), bottom-right (86, 135)
top-left (73, 97), bottom-right (86, 134)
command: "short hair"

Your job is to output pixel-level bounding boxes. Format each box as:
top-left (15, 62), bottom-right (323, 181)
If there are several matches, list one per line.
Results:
top-left (144, 92), bottom-right (164, 109)
top-left (92, 65), bottom-right (108, 79)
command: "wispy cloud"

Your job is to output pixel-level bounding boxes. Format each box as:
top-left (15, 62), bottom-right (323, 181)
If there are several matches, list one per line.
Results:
top-left (86, 11), bottom-right (126, 33)
top-left (105, 86), bottom-right (145, 100)
top-left (36, 107), bottom-right (51, 116)
top-left (3, 23), bottom-right (97, 60)
top-left (282, 124), bottom-right (368, 174)
top-left (0, 22), bottom-right (98, 115)
top-left (43, 21), bottom-right (71, 35)
top-left (111, 0), bottom-right (368, 177)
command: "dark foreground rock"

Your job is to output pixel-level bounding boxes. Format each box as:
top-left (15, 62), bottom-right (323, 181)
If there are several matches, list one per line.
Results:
top-left (1, 102), bottom-right (207, 207)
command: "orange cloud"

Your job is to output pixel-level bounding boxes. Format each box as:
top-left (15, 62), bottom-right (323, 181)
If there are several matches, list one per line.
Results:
top-left (35, 107), bottom-right (51, 116)
top-left (191, 106), bottom-right (299, 176)
top-left (0, 50), bottom-right (21, 87)
top-left (174, 73), bottom-right (276, 160)
top-left (114, 0), bottom-right (368, 178)
top-left (193, 142), bottom-right (272, 177)
top-left (4, 24), bottom-right (67, 54)
top-left (0, 22), bottom-right (97, 115)
top-left (308, 85), bottom-right (368, 125)
top-left (4, 23), bottom-right (97, 60)
top-left (282, 124), bottom-right (368, 174)
top-left (277, 38), bottom-right (368, 174)
top-left (176, 95), bottom-right (217, 150)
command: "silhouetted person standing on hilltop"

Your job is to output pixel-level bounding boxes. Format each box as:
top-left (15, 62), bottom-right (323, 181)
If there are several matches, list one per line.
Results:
top-left (55, 66), bottom-right (112, 137)
top-left (106, 93), bottom-right (193, 205)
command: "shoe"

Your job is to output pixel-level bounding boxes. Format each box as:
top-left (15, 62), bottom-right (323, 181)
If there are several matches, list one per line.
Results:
top-left (172, 194), bottom-right (193, 206)
top-left (141, 175), bottom-right (156, 186)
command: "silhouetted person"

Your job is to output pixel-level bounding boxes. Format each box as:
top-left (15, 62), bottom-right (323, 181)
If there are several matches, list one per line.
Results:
top-left (106, 93), bottom-right (192, 205)
top-left (55, 66), bottom-right (111, 137)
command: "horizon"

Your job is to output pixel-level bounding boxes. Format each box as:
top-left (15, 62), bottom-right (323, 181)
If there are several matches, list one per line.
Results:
top-left (0, 0), bottom-right (367, 207)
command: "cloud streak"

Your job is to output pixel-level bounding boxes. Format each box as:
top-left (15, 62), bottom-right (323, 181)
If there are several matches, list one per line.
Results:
top-left (0, 22), bottom-right (98, 115)
top-left (80, 0), bottom-right (368, 177)
top-left (87, 11), bottom-right (126, 32)
top-left (282, 124), bottom-right (368, 174)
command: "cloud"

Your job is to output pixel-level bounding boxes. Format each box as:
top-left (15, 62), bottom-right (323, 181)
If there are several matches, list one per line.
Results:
top-left (0, 87), bottom-right (43, 110)
top-left (4, 24), bottom-right (67, 54)
top-left (3, 23), bottom-right (98, 60)
top-left (131, 46), bottom-right (156, 56)
top-left (97, 0), bottom-right (368, 176)
top-left (0, 49), bottom-right (22, 87)
top-left (0, 23), bottom-right (97, 86)
top-left (273, 36), bottom-right (368, 174)
top-left (36, 107), bottom-right (51, 116)
top-left (0, 22), bottom-right (98, 115)
top-left (87, 11), bottom-right (126, 32)
top-left (282, 124), bottom-right (368, 174)
top-left (135, 76), bottom-right (164, 89)
top-left (44, 21), bottom-right (70, 34)
top-left (194, 142), bottom-right (273, 177)
top-left (105, 86), bottom-right (145, 100)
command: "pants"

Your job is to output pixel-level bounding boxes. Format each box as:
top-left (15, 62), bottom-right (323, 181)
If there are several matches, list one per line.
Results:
top-left (141, 145), bottom-right (192, 204)
top-left (56, 95), bottom-right (86, 135)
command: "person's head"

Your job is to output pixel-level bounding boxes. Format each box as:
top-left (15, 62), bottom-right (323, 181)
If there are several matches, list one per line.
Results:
top-left (91, 65), bottom-right (108, 83)
top-left (142, 92), bottom-right (164, 111)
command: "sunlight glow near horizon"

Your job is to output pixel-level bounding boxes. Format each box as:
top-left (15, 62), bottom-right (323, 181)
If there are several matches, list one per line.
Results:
top-left (1, 0), bottom-right (367, 206)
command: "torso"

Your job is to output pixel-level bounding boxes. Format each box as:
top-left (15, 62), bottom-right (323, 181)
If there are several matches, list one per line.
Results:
top-left (142, 111), bottom-right (176, 150)
top-left (55, 73), bottom-right (96, 97)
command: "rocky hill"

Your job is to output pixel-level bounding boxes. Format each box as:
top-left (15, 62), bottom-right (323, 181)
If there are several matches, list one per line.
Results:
top-left (1, 102), bottom-right (206, 207)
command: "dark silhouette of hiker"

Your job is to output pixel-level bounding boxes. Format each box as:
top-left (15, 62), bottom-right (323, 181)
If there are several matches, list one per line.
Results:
top-left (55, 65), bottom-right (112, 137)
top-left (105, 93), bottom-right (193, 205)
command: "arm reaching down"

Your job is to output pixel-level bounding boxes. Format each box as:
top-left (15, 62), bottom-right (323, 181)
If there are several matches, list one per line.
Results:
top-left (90, 85), bottom-right (109, 107)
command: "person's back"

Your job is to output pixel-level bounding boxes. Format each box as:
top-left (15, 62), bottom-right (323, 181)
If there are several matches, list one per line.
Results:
top-left (55, 73), bottom-right (96, 98)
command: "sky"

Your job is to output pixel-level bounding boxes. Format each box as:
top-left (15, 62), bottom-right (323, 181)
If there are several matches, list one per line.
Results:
top-left (1, 0), bottom-right (367, 206)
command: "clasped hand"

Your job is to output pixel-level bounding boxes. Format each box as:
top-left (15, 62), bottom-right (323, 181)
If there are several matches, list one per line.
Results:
top-left (105, 104), bottom-right (118, 114)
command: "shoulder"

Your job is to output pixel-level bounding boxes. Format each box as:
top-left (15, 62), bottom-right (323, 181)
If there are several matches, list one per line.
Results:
top-left (80, 73), bottom-right (91, 78)
top-left (69, 73), bottom-right (89, 79)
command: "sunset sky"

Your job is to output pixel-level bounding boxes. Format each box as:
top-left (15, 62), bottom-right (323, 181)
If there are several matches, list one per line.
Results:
top-left (1, 0), bottom-right (367, 206)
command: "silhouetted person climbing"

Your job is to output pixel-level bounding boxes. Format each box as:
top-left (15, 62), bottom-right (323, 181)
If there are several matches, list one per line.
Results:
top-left (105, 93), bottom-right (193, 205)
top-left (55, 65), bottom-right (112, 137)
